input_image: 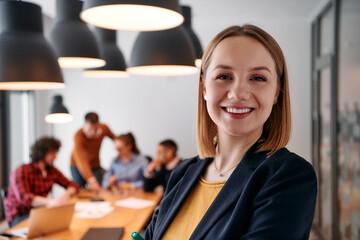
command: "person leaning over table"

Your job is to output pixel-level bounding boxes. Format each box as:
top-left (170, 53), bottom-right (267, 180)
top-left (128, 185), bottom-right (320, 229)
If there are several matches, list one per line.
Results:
top-left (144, 139), bottom-right (181, 193)
top-left (102, 133), bottom-right (149, 191)
top-left (4, 137), bottom-right (79, 227)
top-left (70, 112), bottom-right (115, 193)
top-left (145, 24), bottom-right (317, 240)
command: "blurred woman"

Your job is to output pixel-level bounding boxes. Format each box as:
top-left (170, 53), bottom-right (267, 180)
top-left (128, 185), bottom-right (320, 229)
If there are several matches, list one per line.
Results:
top-left (145, 25), bottom-right (317, 239)
top-left (102, 133), bottom-right (148, 191)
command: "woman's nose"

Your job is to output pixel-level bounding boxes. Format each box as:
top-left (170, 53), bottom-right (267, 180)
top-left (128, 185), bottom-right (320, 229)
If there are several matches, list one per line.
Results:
top-left (227, 79), bottom-right (250, 101)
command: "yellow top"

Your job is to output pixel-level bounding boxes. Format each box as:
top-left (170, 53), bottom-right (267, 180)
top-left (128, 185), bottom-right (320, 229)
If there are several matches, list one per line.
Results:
top-left (162, 176), bottom-right (226, 240)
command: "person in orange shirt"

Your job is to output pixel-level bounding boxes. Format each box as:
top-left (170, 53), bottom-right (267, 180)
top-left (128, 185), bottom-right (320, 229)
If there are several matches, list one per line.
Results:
top-left (70, 112), bottom-right (115, 192)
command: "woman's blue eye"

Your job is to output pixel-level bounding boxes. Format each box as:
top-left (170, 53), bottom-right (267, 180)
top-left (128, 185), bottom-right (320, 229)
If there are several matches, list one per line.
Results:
top-left (217, 75), bottom-right (231, 80)
top-left (252, 76), bottom-right (266, 81)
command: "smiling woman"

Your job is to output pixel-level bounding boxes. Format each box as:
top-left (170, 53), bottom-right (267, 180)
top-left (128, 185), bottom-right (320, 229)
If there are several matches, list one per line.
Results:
top-left (144, 25), bottom-right (317, 240)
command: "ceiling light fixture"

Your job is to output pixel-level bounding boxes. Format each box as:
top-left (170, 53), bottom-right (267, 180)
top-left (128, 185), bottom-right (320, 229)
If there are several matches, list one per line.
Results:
top-left (45, 95), bottom-right (73, 124)
top-left (128, 26), bottom-right (198, 76)
top-left (182, 6), bottom-right (203, 68)
top-left (49, 0), bottom-right (105, 69)
top-left (81, 0), bottom-right (184, 31)
top-left (0, 1), bottom-right (64, 90)
top-left (83, 27), bottom-right (128, 78)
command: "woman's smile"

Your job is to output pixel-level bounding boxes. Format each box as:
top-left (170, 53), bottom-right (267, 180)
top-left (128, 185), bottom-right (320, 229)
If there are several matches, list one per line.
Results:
top-left (221, 106), bottom-right (254, 119)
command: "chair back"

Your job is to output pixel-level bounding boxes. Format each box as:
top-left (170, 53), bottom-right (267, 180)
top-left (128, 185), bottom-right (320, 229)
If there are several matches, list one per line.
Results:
top-left (0, 187), bottom-right (8, 220)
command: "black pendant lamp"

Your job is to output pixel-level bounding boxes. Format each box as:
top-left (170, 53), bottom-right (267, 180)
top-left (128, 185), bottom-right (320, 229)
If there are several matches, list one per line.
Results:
top-left (0, 1), bottom-right (64, 90)
top-left (81, 0), bottom-right (184, 31)
top-left (45, 95), bottom-right (73, 124)
top-left (83, 27), bottom-right (128, 78)
top-left (128, 26), bottom-right (198, 76)
top-left (49, 0), bottom-right (105, 69)
top-left (182, 6), bottom-right (203, 68)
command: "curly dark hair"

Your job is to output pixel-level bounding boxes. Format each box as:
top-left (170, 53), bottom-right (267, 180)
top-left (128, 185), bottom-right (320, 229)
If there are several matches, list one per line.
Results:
top-left (30, 137), bottom-right (61, 163)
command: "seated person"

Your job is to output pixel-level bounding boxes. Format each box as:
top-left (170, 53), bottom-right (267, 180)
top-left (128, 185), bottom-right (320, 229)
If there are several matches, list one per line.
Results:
top-left (102, 133), bottom-right (149, 191)
top-left (144, 139), bottom-right (181, 192)
top-left (4, 137), bottom-right (79, 227)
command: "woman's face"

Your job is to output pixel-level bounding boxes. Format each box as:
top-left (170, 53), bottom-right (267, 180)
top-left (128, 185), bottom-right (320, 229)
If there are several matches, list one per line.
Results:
top-left (203, 36), bottom-right (279, 139)
top-left (115, 139), bottom-right (132, 158)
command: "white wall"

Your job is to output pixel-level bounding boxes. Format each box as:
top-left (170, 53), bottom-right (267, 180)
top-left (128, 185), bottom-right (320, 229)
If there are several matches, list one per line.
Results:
top-left (36, 72), bottom-right (199, 178)
top-left (34, 2), bottom-right (315, 179)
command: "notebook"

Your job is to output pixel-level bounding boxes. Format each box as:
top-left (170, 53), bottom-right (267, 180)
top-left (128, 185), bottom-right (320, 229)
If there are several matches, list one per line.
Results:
top-left (11, 202), bottom-right (75, 238)
top-left (81, 227), bottom-right (124, 240)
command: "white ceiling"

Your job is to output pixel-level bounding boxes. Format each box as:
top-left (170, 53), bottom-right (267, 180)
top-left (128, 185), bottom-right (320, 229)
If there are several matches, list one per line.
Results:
top-left (180, 0), bottom-right (324, 22)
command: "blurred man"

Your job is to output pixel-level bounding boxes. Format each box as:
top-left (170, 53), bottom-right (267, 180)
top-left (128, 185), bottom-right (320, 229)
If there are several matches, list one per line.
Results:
top-left (144, 139), bottom-right (181, 192)
top-left (70, 112), bottom-right (115, 192)
top-left (4, 137), bottom-right (79, 227)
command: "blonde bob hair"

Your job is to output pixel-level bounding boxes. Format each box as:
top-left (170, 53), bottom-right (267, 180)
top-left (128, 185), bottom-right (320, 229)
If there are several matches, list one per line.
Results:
top-left (197, 25), bottom-right (291, 158)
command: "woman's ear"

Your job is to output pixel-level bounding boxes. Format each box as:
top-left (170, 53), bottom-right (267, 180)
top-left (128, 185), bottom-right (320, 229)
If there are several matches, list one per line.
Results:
top-left (273, 85), bottom-right (280, 105)
top-left (202, 88), bottom-right (207, 101)
top-left (201, 77), bottom-right (207, 100)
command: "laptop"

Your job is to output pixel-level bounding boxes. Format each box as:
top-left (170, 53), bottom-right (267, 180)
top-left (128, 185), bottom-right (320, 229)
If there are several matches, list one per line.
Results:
top-left (11, 203), bottom-right (75, 239)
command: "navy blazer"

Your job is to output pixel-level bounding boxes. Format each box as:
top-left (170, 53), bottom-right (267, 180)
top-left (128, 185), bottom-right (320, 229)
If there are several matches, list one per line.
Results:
top-left (145, 144), bottom-right (317, 239)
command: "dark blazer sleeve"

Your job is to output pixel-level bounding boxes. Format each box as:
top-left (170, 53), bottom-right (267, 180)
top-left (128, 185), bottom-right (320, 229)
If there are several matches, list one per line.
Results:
top-left (240, 153), bottom-right (317, 240)
top-left (144, 158), bottom-right (192, 239)
top-left (145, 206), bottom-right (159, 239)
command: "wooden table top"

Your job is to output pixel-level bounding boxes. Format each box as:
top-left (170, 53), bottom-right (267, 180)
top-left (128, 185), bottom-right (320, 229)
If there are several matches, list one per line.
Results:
top-left (8, 189), bottom-right (162, 240)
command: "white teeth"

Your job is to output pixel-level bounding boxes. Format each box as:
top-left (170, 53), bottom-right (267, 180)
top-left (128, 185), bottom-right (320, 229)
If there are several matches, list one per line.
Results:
top-left (226, 108), bottom-right (251, 114)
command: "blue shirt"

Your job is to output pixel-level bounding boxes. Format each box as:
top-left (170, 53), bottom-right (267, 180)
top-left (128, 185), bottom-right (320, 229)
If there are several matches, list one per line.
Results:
top-left (102, 154), bottom-right (149, 189)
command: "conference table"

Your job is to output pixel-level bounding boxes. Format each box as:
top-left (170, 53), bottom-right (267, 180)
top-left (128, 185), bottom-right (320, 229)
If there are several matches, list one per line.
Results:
top-left (8, 188), bottom-right (162, 240)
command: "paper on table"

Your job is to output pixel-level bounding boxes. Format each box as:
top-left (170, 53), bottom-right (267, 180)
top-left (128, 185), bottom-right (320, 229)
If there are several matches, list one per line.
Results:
top-left (75, 206), bottom-right (114, 219)
top-left (115, 197), bottom-right (155, 209)
top-left (75, 201), bottom-right (114, 218)
top-left (75, 201), bottom-right (111, 211)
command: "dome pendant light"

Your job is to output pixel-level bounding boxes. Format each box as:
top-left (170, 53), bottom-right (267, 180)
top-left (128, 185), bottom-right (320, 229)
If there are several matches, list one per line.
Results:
top-left (182, 6), bottom-right (203, 68)
top-left (45, 95), bottom-right (73, 124)
top-left (0, 1), bottom-right (64, 90)
top-left (81, 0), bottom-right (184, 31)
top-left (128, 26), bottom-right (198, 76)
top-left (49, 0), bottom-right (105, 69)
top-left (83, 27), bottom-right (128, 78)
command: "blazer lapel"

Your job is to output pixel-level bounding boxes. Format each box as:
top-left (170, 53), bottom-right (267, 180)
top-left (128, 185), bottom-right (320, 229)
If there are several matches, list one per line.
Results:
top-left (155, 157), bottom-right (212, 239)
top-left (190, 145), bottom-right (267, 239)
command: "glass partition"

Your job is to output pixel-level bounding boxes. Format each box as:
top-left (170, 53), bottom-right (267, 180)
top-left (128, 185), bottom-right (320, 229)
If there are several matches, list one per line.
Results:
top-left (337, 0), bottom-right (360, 239)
